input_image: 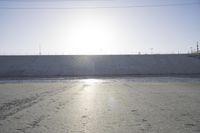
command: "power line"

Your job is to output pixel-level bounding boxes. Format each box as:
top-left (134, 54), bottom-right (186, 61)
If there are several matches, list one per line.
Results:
top-left (0, 2), bottom-right (199, 9)
top-left (0, 0), bottom-right (111, 1)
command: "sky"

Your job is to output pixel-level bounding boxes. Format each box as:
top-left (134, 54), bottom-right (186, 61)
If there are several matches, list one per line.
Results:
top-left (0, 0), bottom-right (200, 55)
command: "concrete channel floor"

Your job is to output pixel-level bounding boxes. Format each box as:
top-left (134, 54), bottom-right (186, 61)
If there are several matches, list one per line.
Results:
top-left (0, 77), bottom-right (200, 133)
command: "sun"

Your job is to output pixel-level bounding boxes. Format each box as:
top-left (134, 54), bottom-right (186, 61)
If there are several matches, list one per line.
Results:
top-left (63, 14), bottom-right (117, 54)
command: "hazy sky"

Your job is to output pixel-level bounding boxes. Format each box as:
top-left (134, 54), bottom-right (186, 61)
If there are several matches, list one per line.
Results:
top-left (0, 0), bottom-right (200, 55)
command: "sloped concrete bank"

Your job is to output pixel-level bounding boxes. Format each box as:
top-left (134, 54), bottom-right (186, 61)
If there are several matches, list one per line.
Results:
top-left (0, 54), bottom-right (200, 77)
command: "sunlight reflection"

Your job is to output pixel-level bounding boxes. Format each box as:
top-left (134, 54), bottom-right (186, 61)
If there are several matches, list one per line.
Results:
top-left (82, 79), bottom-right (101, 85)
top-left (78, 79), bottom-right (100, 115)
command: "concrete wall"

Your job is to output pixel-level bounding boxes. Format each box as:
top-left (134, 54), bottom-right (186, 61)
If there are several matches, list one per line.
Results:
top-left (0, 54), bottom-right (200, 77)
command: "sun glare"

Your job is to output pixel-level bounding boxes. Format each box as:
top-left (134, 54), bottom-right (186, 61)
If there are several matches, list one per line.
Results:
top-left (63, 14), bottom-right (117, 54)
top-left (82, 79), bottom-right (101, 85)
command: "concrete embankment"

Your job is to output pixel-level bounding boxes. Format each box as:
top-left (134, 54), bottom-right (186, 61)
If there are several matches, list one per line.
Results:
top-left (0, 54), bottom-right (200, 77)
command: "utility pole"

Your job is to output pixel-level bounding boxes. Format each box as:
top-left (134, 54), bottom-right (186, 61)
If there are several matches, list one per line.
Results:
top-left (190, 47), bottom-right (193, 54)
top-left (150, 48), bottom-right (153, 54)
top-left (197, 41), bottom-right (199, 54)
top-left (39, 45), bottom-right (42, 55)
